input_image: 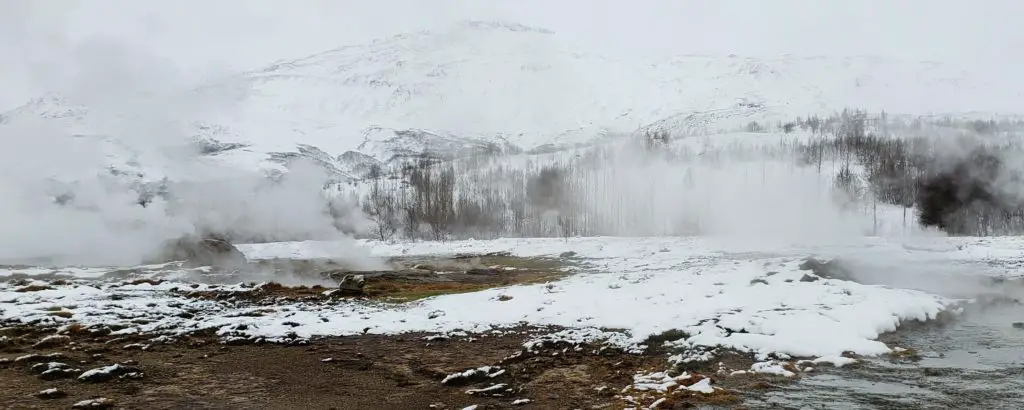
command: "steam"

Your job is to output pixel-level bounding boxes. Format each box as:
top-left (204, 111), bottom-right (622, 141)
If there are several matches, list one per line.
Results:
top-left (529, 137), bottom-right (913, 248)
top-left (0, 35), bottom-right (371, 268)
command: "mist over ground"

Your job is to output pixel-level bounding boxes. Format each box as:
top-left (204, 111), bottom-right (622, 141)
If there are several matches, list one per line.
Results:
top-left (0, 37), bottom-right (364, 266)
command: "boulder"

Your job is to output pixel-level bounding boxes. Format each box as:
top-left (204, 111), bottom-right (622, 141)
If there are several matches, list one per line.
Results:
top-left (339, 274), bottom-right (366, 295)
top-left (152, 234), bottom-right (248, 269)
top-left (798, 257), bottom-right (856, 282)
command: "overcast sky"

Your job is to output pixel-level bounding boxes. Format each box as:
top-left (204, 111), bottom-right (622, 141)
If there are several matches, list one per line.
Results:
top-left (2, 0), bottom-right (1021, 110)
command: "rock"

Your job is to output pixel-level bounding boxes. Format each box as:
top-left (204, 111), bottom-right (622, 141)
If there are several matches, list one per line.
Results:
top-left (1012, 322), bottom-right (1024, 329)
top-left (749, 278), bottom-right (769, 285)
top-left (559, 251), bottom-right (577, 258)
top-left (30, 362), bottom-right (78, 380)
top-left (78, 363), bottom-right (143, 382)
top-left (151, 234), bottom-right (248, 269)
top-left (441, 366), bottom-right (504, 386)
top-left (72, 398), bottom-right (115, 409)
top-left (799, 274), bottom-right (820, 282)
top-left (466, 268), bottom-right (499, 275)
top-left (454, 251), bottom-right (511, 259)
top-left (35, 388), bottom-right (67, 399)
top-left (40, 368), bottom-right (78, 380)
top-left (14, 352), bottom-right (66, 364)
top-left (339, 274), bottom-right (366, 295)
top-left (798, 257), bottom-right (856, 282)
top-left (32, 335), bottom-right (71, 349)
top-left (30, 362), bottom-right (59, 374)
top-left (465, 383), bottom-right (511, 397)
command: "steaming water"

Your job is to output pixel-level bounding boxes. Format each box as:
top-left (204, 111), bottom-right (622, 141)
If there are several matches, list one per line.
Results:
top-left (745, 259), bottom-right (1024, 410)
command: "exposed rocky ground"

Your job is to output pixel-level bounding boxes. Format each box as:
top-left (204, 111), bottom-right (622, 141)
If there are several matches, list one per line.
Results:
top-left (0, 320), bottom-right (817, 409)
top-left (6, 235), bottom-right (1022, 409)
top-left (0, 251), bottom-right (834, 409)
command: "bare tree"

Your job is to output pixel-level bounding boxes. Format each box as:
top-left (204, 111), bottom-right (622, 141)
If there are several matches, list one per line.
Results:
top-left (363, 176), bottom-right (398, 241)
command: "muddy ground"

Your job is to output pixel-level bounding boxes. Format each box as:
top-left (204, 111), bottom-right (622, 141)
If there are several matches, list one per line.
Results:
top-left (0, 322), bottom-right (789, 410)
top-left (0, 253), bottom-right (856, 409)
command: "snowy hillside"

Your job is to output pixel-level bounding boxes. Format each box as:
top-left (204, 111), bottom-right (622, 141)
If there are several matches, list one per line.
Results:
top-left (198, 20), bottom-right (1018, 159)
top-left (3, 20), bottom-right (1021, 183)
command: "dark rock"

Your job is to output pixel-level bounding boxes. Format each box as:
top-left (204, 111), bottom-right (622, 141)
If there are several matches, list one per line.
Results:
top-left (799, 258), bottom-right (856, 282)
top-left (30, 361), bottom-right (69, 374)
top-left (150, 234), bottom-right (247, 269)
top-left (466, 268), bottom-right (499, 275)
top-left (749, 278), bottom-right (769, 286)
top-left (559, 251), bottom-right (577, 258)
top-left (454, 251), bottom-right (511, 259)
top-left (799, 274), bottom-right (820, 283)
top-left (1012, 322), bottom-right (1024, 329)
top-left (39, 368), bottom-right (78, 380)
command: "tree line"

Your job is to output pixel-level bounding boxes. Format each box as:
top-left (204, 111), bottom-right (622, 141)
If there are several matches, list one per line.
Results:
top-left (353, 109), bottom-right (1024, 240)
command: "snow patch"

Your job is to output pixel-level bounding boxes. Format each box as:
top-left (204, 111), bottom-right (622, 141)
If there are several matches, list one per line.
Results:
top-left (0, 236), bottom-right (995, 365)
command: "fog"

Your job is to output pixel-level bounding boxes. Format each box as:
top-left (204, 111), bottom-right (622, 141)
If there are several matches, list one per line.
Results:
top-left (0, 36), bottom-right (370, 267)
top-left (4, 0), bottom-right (1023, 109)
top-left (1, 1), bottom-right (1022, 268)
top-left (550, 137), bottom-right (912, 246)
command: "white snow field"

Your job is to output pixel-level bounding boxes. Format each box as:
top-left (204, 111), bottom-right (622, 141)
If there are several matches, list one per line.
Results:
top-left (4, 235), bottom-right (1022, 367)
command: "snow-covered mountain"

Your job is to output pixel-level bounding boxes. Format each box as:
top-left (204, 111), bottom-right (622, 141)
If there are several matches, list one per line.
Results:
top-left (3, 20), bottom-right (1021, 183)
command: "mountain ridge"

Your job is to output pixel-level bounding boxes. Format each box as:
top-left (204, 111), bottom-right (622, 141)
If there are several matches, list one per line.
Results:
top-left (3, 20), bottom-right (1022, 185)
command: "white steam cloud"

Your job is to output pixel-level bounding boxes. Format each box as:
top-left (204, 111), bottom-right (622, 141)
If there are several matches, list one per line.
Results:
top-left (0, 35), bottom-right (369, 268)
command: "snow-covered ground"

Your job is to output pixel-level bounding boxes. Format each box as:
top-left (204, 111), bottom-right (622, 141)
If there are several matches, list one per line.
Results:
top-left (4, 236), bottom-right (1022, 367)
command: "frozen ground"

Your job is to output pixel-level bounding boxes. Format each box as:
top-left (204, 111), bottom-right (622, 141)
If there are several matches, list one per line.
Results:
top-left (4, 236), bottom-right (1021, 369)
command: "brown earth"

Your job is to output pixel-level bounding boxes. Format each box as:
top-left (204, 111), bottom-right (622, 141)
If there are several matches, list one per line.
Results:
top-left (0, 254), bottom-right (806, 409)
top-left (0, 323), bottom-right (774, 410)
